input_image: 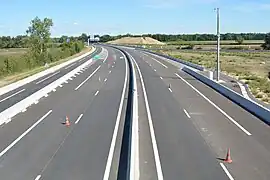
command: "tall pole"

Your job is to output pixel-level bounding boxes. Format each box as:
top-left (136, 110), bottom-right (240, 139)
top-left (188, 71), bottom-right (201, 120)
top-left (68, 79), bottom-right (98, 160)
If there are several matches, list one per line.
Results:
top-left (216, 8), bottom-right (220, 81)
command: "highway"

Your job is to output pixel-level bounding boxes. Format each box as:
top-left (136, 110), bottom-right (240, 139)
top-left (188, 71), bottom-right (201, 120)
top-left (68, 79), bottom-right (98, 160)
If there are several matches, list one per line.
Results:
top-left (0, 47), bottom-right (102, 113)
top-left (0, 44), bottom-right (269, 180)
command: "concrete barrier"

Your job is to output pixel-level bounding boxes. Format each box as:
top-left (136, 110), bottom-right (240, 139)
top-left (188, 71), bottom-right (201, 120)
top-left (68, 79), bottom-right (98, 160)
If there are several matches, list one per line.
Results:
top-left (182, 67), bottom-right (270, 125)
top-left (0, 46), bottom-right (96, 96)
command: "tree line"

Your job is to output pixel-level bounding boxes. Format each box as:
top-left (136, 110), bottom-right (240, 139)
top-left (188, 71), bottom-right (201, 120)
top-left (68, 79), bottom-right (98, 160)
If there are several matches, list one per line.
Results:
top-left (97, 33), bottom-right (267, 43)
top-left (0, 17), bottom-right (85, 77)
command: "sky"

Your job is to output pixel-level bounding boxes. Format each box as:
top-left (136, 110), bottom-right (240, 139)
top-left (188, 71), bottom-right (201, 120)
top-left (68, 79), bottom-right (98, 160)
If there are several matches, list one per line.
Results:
top-left (0, 0), bottom-right (269, 37)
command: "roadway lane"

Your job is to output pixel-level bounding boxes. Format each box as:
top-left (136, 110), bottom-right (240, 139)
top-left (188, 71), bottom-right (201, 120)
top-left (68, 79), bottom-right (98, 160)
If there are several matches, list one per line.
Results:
top-left (133, 49), bottom-right (270, 180)
top-left (0, 47), bottom-right (102, 113)
top-left (126, 50), bottom-right (229, 180)
top-left (0, 46), bottom-right (128, 180)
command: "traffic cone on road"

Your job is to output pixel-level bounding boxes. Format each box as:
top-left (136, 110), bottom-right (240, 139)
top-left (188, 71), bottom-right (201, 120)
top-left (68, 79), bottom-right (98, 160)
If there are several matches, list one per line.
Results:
top-left (224, 148), bottom-right (232, 163)
top-left (65, 116), bottom-right (71, 127)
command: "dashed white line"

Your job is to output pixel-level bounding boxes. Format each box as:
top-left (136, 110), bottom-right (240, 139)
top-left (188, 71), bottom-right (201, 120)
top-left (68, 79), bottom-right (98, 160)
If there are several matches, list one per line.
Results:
top-left (104, 78), bottom-right (107, 82)
top-left (160, 77), bottom-right (163, 80)
top-left (94, 90), bottom-right (99, 96)
top-left (149, 64), bottom-right (152, 67)
top-left (64, 63), bottom-right (76, 70)
top-left (175, 73), bottom-right (252, 136)
top-left (183, 109), bottom-right (191, 118)
top-left (35, 71), bottom-right (60, 85)
top-left (75, 114), bottom-right (83, 124)
top-left (154, 69), bottom-right (157, 72)
top-left (69, 77), bottom-right (73, 80)
top-left (0, 110), bottom-right (52, 158)
top-left (35, 175), bottom-right (41, 180)
top-left (151, 57), bottom-right (168, 68)
top-left (75, 66), bottom-right (101, 91)
top-left (220, 163), bottom-right (235, 180)
top-left (120, 56), bottom-right (124, 59)
top-left (130, 54), bottom-right (164, 180)
top-left (168, 88), bottom-right (172, 92)
top-left (109, 70), bottom-right (111, 74)
top-left (0, 89), bottom-right (25, 103)
top-left (103, 50), bottom-right (128, 180)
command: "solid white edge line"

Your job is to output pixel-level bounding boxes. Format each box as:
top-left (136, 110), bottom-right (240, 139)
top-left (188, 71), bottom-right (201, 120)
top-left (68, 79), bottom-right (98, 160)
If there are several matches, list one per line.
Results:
top-left (75, 66), bottom-right (101, 91)
top-left (168, 88), bottom-right (172, 92)
top-left (36, 71), bottom-right (60, 85)
top-left (183, 109), bottom-right (191, 118)
top-left (175, 73), bottom-right (252, 136)
top-left (129, 53), bottom-right (164, 180)
top-left (0, 88), bottom-right (26, 103)
top-left (151, 57), bottom-right (168, 68)
top-left (75, 114), bottom-right (83, 124)
top-left (220, 163), bottom-right (235, 180)
top-left (35, 175), bottom-right (41, 180)
top-left (94, 90), bottom-right (99, 96)
top-left (127, 53), bottom-right (140, 180)
top-left (103, 50), bottom-right (128, 180)
top-left (64, 63), bottom-right (76, 70)
top-left (0, 110), bottom-right (52, 158)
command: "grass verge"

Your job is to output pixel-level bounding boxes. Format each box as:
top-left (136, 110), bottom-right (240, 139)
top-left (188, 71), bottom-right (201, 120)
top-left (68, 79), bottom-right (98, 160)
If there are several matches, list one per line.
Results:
top-left (0, 47), bottom-right (92, 87)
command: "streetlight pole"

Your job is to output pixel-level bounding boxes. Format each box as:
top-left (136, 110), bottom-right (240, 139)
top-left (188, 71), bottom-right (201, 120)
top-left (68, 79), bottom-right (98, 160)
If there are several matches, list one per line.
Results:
top-left (215, 7), bottom-right (220, 81)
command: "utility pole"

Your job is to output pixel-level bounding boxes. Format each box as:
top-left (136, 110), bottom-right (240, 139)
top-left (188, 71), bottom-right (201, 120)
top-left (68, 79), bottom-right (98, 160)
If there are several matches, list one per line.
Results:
top-left (215, 7), bottom-right (220, 81)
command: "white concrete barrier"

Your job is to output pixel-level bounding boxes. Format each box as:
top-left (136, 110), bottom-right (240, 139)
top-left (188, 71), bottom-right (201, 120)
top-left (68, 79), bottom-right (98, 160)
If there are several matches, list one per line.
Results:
top-left (182, 67), bottom-right (270, 125)
top-left (0, 58), bottom-right (94, 125)
top-left (0, 46), bottom-right (96, 96)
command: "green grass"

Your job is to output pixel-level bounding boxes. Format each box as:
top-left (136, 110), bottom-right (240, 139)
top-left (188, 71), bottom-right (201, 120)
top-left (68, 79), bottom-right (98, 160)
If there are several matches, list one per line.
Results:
top-left (0, 47), bottom-right (91, 87)
top-left (157, 50), bottom-right (270, 103)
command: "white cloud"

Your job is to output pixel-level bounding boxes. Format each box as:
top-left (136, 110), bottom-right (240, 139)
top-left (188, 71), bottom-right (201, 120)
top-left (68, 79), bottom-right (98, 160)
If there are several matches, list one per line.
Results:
top-left (233, 2), bottom-right (270, 12)
top-left (73, 22), bottom-right (78, 25)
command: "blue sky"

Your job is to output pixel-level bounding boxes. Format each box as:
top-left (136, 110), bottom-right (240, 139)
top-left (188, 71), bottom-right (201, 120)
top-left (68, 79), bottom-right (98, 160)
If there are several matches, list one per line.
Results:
top-left (0, 0), bottom-right (269, 37)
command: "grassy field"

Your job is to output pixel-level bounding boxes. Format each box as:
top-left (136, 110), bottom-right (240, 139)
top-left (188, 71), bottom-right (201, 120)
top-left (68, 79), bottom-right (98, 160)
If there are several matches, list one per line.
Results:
top-left (158, 50), bottom-right (270, 103)
top-left (0, 47), bottom-right (91, 87)
top-left (166, 40), bottom-right (264, 45)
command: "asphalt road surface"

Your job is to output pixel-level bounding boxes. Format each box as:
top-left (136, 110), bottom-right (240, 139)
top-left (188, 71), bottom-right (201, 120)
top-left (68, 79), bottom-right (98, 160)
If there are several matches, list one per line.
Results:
top-left (0, 44), bottom-right (270, 180)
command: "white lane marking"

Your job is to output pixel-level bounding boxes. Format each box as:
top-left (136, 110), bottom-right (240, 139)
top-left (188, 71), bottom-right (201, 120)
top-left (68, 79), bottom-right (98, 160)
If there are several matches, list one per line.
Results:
top-left (154, 69), bottom-right (157, 72)
top-left (73, 75), bottom-right (76, 77)
top-left (59, 84), bottom-right (63, 88)
top-left (103, 50), bottom-right (128, 180)
top-left (0, 110), bottom-right (52, 158)
top-left (34, 100), bottom-right (39, 104)
top-left (44, 94), bottom-right (48, 97)
top-left (0, 89), bottom-right (25, 103)
top-left (151, 57), bottom-right (168, 68)
top-left (128, 54), bottom-right (140, 180)
top-left (69, 77), bottom-right (73, 80)
top-left (75, 66), bottom-right (101, 91)
top-left (21, 108), bottom-right (27, 113)
top-left (103, 59), bottom-right (106, 63)
top-left (220, 163), bottom-right (235, 180)
top-left (75, 114), bottom-right (83, 124)
top-left (120, 56), bottom-right (124, 59)
top-left (52, 89), bottom-right (56, 92)
top-left (64, 81), bottom-right (68, 84)
top-left (149, 64), bottom-right (152, 67)
top-left (130, 54), bottom-right (164, 180)
top-left (183, 109), bottom-right (191, 118)
top-left (94, 90), bottom-right (99, 96)
top-left (168, 88), bottom-right (172, 92)
top-left (104, 78), bottom-right (107, 82)
top-left (76, 72), bottom-right (80, 75)
top-left (160, 77), bottom-right (163, 80)
top-left (35, 71), bottom-right (60, 85)
top-left (109, 70), bottom-right (111, 74)
top-left (237, 82), bottom-right (251, 100)
top-left (175, 73), bottom-right (252, 136)
top-left (35, 175), bottom-right (41, 180)
top-left (64, 63), bottom-right (76, 70)
top-left (112, 65), bottom-right (114, 68)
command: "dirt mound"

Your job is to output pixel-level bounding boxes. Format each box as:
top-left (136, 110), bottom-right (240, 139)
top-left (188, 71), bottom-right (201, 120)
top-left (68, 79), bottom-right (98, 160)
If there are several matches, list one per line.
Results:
top-left (108, 37), bottom-right (165, 45)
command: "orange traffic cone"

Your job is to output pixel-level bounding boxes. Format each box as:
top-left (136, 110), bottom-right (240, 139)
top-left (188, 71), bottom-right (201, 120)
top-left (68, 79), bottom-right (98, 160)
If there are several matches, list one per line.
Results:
top-left (224, 148), bottom-right (232, 163)
top-left (65, 116), bottom-right (71, 127)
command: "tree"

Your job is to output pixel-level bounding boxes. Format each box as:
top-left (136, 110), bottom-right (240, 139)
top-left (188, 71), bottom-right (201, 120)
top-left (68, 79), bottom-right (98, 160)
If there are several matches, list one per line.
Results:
top-left (262, 33), bottom-right (270, 50)
top-left (235, 36), bottom-right (244, 44)
top-left (26, 17), bottom-right (53, 55)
